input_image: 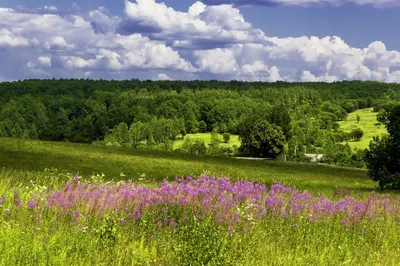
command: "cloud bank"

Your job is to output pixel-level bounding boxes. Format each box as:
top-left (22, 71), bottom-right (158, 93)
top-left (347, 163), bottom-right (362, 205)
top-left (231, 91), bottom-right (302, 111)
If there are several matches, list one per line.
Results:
top-left (0, 1), bottom-right (400, 82)
top-left (201, 0), bottom-right (400, 8)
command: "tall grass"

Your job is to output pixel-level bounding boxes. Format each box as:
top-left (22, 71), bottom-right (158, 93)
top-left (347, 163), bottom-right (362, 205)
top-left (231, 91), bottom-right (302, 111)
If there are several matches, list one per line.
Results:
top-left (1, 169), bottom-right (399, 265)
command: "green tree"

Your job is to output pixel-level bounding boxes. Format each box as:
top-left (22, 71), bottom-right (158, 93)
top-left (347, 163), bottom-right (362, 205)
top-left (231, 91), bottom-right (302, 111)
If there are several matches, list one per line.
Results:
top-left (198, 121), bottom-right (207, 133)
top-left (223, 133), bottom-right (230, 143)
top-left (239, 120), bottom-right (285, 159)
top-left (350, 128), bottom-right (364, 141)
top-left (267, 105), bottom-right (292, 141)
top-left (365, 105), bottom-right (400, 189)
top-left (208, 129), bottom-right (221, 155)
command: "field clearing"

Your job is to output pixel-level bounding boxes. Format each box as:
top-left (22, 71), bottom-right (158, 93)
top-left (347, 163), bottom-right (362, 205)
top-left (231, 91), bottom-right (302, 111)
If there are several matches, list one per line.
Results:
top-left (173, 133), bottom-right (241, 150)
top-left (337, 108), bottom-right (387, 151)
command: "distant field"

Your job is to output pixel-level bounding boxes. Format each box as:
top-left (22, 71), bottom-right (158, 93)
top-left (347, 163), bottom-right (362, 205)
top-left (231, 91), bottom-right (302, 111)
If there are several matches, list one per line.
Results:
top-left (0, 138), bottom-right (373, 195)
top-left (173, 133), bottom-right (241, 150)
top-left (337, 108), bottom-right (387, 151)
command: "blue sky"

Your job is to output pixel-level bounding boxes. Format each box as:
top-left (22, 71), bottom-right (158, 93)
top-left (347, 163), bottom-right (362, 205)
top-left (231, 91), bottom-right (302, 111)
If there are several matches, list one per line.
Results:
top-left (0, 0), bottom-right (399, 82)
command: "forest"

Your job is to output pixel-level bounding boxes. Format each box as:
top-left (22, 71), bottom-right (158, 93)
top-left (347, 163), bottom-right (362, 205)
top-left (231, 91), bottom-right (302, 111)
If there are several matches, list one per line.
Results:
top-left (1, 79), bottom-right (399, 167)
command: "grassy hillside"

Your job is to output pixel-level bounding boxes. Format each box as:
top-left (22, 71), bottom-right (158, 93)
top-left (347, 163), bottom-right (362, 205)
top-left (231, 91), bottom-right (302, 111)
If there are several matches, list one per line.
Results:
top-left (173, 133), bottom-right (241, 150)
top-left (0, 138), bottom-right (373, 195)
top-left (337, 108), bottom-right (387, 151)
top-left (2, 138), bottom-right (400, 265)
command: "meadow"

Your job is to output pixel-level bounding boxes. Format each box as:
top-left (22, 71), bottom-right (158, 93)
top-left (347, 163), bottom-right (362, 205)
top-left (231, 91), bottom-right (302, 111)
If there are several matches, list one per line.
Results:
top-left (337, 108), bottom-right (387, 151)
top-left (173, 133), bottom-right (241, 150)
top-left (1, 138), bottom-right (400, 265)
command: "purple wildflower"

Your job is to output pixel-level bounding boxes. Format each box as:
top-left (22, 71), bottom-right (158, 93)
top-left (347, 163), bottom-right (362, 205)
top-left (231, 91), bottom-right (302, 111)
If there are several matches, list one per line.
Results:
top-left (27, 200), bottom-right (36, 209)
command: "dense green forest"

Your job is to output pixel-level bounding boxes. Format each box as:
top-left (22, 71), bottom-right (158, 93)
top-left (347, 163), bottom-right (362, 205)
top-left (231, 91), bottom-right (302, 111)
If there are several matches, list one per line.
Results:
top-left (1, 79), bottom-right (400, 167)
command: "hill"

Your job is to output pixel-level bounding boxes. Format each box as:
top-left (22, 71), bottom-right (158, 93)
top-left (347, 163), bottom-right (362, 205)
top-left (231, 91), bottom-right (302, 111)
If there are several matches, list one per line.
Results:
top-left (0, 138), bottom-right (373, 195)
top-left (337, 108), bottom-right (387, 151)
top-left (173, 133), bottom-right (241, 150)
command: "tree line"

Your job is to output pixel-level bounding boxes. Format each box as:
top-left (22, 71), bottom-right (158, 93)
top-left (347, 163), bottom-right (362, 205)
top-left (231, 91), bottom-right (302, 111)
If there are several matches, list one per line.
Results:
top-left (1, 79), bottom-right (400, 168)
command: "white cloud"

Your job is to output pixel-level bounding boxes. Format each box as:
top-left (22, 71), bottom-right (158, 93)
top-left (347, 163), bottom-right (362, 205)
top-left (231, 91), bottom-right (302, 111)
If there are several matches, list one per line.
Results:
top-left (156, 73), bottom-right (171, 80)
top-left (121, 0), bottom-right (267, 49)
top-left (0, 28), bottom-right (32, 48)
top-left (201, 0), bottom-right (400, 8)
top-left (0, 1), bottom-right (400, 83)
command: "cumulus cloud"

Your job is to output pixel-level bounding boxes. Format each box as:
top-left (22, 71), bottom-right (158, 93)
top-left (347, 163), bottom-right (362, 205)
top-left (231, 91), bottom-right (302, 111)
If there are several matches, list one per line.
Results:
top-left (0, 1), bottom-right (400, 82)
top-left (200, 0), bottom-right (400, 8)
top-left (0, 6), bottom-right (194, 80)
top-left (119, 0), bottom-right (267, 49)
top-left (156, 73), bottom-right (171, 80)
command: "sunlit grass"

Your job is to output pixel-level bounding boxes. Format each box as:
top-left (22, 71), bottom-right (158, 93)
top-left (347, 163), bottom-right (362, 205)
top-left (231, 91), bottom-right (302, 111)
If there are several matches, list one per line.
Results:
top-left (0, 137), bottom-right (374, 195)
top-left (173, 133), bottom-right (241, 150)
top-left (0, 170), bottom-right (399, 265)
top-left (337, 108), bottom-right (387, 151)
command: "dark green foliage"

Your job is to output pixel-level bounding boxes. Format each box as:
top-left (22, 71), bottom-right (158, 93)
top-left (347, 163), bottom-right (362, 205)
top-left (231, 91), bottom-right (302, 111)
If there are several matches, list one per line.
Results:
top-left (350, 128), bottom-right (364, 141)
top-left (267, 105), bottom-right (292, 141)
top-left (365, 105), bottom-right (400, 189)
top-left (223, 133), bottom-right (230, 143)
top-left (239, 120), bottom-right (285, 159)
top-left (198, 121), bottom-right (207, 133)
top-left (181, 138), bottom-right (207, 155)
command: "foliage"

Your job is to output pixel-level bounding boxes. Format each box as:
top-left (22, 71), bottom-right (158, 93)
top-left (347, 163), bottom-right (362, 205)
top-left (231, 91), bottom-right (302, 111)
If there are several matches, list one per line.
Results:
top-left (350, 127), bottom-right (364, 141)
top-left (0, 79), bottom-right (399, 167)
top-left (181, 138), bottom-right (207, 155)
top-left (239, 120), bottom-right (285, 159)
top-left (223, 133), bottom-right (231, 143)
top-left (365, 105), bottom-right (400, 189)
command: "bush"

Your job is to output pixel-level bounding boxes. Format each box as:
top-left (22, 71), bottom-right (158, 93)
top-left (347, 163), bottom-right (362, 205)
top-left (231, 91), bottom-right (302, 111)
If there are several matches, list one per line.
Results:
top-left (223, 133), bottom-right (230, 143)
top-left (350, 128), bottom-right (364, 141)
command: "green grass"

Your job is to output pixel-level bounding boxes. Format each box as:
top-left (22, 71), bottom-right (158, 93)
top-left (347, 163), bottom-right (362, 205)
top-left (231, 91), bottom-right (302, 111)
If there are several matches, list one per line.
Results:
top-left (0, 137), bottom-right (374, 195)
top-left (337, 108), bottom-right (387, 151)
top-left (173, 133), bottom-right (241, 150)
top-left (1, 137), bottom-right (400, 265)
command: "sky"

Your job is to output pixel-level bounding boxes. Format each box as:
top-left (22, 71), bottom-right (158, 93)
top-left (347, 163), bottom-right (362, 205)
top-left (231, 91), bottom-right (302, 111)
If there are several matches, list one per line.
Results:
top-left (0, 0), bottom-right (400, 82)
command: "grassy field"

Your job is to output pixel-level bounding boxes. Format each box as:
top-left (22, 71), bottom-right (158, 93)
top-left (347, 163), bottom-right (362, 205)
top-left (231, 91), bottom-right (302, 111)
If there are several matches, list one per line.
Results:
top-left (0, 137), bottom-right (373, 195)
top-left (173, 133), bottom-right (241, 150)
top-left (337, 108), bottom-right (387, 151)
top-left (2, 137), bottom-right (400, 265)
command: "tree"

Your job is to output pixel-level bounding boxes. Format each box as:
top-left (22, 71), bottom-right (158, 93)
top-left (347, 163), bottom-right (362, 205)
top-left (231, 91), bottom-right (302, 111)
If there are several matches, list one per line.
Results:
top-left (267, 105), bottom-right (292, 141)
top-left (350, 128), bottom-right (364, 141)
top-left (208, 129), bottom-right (221, 155)
top-left (223, 133), bottom-right (230, 143)
top-left (198, 121), bottom-right (207, 133)
top-left (365, 105), bottom-right (400, 189)
top-left (239, 120), bottom-right (285, 159)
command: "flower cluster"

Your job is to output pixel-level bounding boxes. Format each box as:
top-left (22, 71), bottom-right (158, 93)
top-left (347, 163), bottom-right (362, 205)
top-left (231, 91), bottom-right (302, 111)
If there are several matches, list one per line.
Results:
top-left (3, 175), bottom-right (400, 229)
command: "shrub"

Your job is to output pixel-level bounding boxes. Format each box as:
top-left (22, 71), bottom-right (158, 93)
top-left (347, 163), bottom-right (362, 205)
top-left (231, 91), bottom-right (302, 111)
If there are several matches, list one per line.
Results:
top-left (223, 133), bottom-right (230, 143)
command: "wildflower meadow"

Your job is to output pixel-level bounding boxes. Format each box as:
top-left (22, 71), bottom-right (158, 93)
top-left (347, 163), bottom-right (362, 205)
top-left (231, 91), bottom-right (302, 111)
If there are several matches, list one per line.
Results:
top-left (1, 168), bottom-right (400, 265)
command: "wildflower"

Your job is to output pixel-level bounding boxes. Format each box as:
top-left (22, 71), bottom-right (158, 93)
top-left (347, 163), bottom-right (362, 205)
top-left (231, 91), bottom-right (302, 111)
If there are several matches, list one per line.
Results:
top-left (27, 200), bottom-right (36, 209)
top-left (341, 218), bottom-right (348, 226)
top-left (73, 172), bottom-right (80, 185)
top-left (13, 190), bottom-right (22, 209)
